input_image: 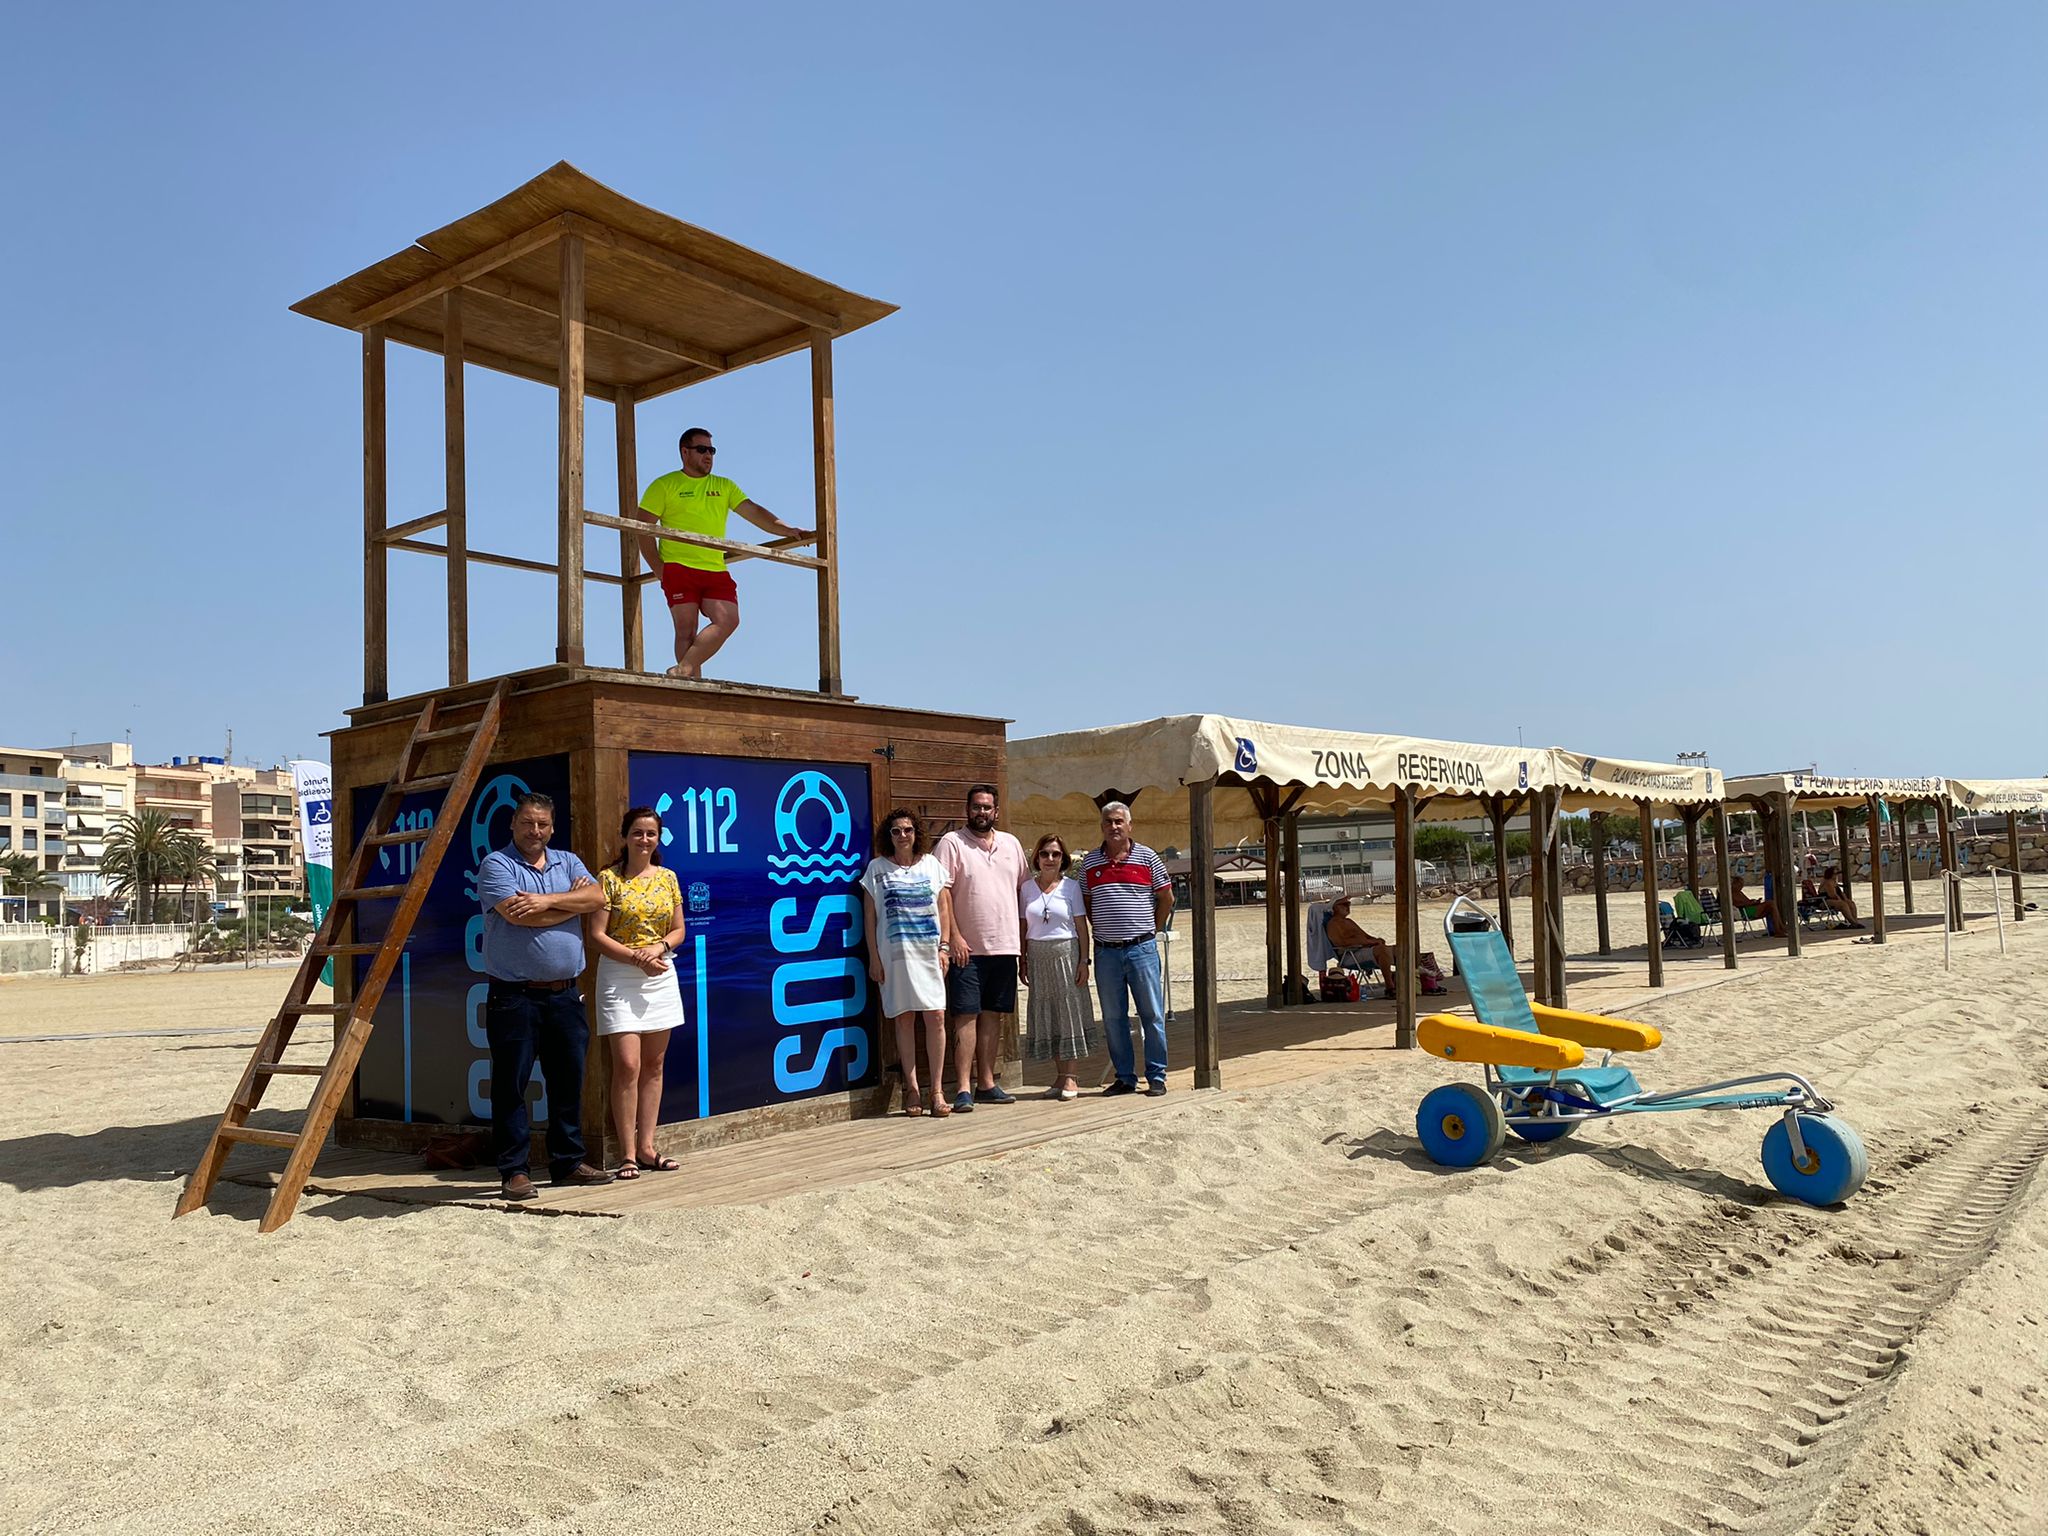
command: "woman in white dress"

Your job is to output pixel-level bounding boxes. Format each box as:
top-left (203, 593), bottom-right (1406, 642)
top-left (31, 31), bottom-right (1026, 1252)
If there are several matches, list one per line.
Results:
top-left (860, 808), bottom-right (955, 1117)
top-left (588, 806), bottom-right (688, 1178)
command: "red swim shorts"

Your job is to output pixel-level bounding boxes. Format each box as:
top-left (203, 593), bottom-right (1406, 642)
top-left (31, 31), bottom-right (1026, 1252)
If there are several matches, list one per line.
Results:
top-left (660, 563), bottom-right (739, 607)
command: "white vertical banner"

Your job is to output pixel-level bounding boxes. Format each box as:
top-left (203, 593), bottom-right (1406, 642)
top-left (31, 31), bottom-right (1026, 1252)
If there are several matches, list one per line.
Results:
top-left (289, 761), bottom-right (335, 982)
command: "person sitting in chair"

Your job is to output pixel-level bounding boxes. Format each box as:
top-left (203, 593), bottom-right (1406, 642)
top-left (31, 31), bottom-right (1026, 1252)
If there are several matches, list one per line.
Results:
top-left (1726, 875), bottom-right (1781, 937)
top-left (1819, 866), bottom-right (1866, 928)
top-left (1325, 896), bottom-right (1400, 999)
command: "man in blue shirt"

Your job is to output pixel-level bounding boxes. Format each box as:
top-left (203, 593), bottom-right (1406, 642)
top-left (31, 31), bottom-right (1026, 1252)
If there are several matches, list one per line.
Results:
top-left (476, 791), bottom-right (611, 1200)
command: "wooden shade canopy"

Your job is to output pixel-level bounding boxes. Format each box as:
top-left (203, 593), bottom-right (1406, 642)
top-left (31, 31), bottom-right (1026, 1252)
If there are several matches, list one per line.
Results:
top-left (295, 162), bottom-right (897, 702)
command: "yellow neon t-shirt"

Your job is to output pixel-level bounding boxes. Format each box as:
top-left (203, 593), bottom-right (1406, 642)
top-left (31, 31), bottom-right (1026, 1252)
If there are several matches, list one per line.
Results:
top-left (639, 470), bottom-right (749, 572)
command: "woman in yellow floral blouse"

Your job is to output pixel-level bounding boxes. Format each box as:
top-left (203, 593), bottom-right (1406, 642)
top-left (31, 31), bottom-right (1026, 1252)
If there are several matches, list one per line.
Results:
top-left (586, 806), bottom-right (688, 1178)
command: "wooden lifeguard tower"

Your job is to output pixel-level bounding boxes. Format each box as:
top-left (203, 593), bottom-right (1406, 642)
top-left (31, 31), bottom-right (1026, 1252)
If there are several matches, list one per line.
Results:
top-left (176, 165), bottom-right (1005, 1230)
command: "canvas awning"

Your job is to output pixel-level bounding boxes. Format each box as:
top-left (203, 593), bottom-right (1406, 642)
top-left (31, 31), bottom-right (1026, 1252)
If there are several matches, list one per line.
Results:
top-left (1947, 778), bottom-right (2048, 815)
top-left (1722, 773), bottom-right (1951, 811)
top-left (1008, 714), bottom-right (1549, 848)
top-left (1547, 751), bottom-right (1724, 816)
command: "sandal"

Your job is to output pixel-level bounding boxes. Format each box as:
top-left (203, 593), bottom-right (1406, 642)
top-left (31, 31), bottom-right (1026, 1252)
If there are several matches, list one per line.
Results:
top-left (927, 1090), bottom-right (952, 1118)
top-left (902, 1083), bottom-right (925, 1117)
top-left (638, 1153), bottom-right (680, 1172)
top-left (614, 1159), bottom-right (641, 1181)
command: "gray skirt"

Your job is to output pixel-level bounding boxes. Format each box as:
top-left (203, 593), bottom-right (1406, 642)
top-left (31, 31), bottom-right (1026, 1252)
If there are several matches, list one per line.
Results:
top-left (1024, 936), bottom-right (1096, 1060)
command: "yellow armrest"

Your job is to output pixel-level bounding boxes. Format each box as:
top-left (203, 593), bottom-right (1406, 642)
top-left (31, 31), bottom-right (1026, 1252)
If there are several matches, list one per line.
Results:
top-left (1529, 1005), bottom-right (1662, 1053)
top-left (1419, 1014), bottom-right (1585, 1071)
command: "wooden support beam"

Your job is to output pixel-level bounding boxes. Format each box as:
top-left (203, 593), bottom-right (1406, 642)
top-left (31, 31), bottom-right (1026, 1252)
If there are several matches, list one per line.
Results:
top-left (615, 392), bottom-right (643, 673)
top-left (1778, 796), bottom-right (1802, 957)
top-left (443, 294), bottom-right (469, 687)
top-left (2010, 811), bottom-right (2026, 922)
top-left (1260, 791), bottom-right (1283, 1009)
top-left (1897, 802), bottom-right (1915, 915)
top-left (383, 318), bottom-right (616, 401)
top-left (1866, 797), bottom-right (1888, 943)
top-left (1938, 800), bottom-right (1963, 931)
top-left (1683, 808), bottom-right (1701, 898)
top-left (1712, 806), bottom-right (1738, 970)
top-left (580, 509), bottom-right (825, 570)
top-left (1527, 793), bottom-right (1549, 1003)
top-left (557, 234), bottom-right (587, 667)
top-left (560, 212), bottom-right (841, 331)
top-left (631, 326), bottom-right (820, 402)
top-left (350, 216), bottom-right (570, 329)
top-left (1489, 798), bottom-right (1512, 953)
top-left (728, 531), bottom-right (825, 565)
top-left (387, 537), bottom-right (634, 585)
top-left (1590, 808), bottom-right (1611, 954)
top-left (1189, 779), bottom-right (1220, 1089)
top-left (362, 326), bottom-right (388, 705)
top-left (1545, 792), bottom-right (1567, 1007)
top-left (1283, 811), bottom-right (1304, 1005)
top-left (1640, 801), bottom-right (1663, 987)
top-left (811, 333), bottom-right (842, 695)
top-left (462, 271), bottom-right (729, 373)
top-left (1392, 787), bottom-right (1418, 1049)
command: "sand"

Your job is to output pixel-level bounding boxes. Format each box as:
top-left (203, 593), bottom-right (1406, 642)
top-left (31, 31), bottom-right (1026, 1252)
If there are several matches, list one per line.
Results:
top-left (3, 892), bottom-right (2045, 1535)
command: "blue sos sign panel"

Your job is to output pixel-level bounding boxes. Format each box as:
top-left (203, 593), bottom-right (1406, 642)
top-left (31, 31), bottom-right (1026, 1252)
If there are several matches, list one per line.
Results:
top-left (351, 754), bottom-right (574, 1127)
top-left (627, 751), bottom-right (879, 1122)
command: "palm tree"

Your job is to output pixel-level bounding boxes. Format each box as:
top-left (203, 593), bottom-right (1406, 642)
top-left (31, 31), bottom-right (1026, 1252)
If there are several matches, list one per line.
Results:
top-left (102, 810), bottom-right (185, 924)
top-left (0, 851), bottom-right (58, 920)
top-left (168, 833), bottom-right (217, 924)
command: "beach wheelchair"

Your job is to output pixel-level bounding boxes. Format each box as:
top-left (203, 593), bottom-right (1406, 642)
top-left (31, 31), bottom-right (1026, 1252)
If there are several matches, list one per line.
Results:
top-left (1412, 898), bottom-right (1867, 1206)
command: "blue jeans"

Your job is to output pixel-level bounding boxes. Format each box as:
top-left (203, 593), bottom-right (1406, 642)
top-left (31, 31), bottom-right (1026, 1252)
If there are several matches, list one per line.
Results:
top-left (484, 981), bottom-right (590, 1179)
top-left (1094, 937), bottom-right (1166, 1086)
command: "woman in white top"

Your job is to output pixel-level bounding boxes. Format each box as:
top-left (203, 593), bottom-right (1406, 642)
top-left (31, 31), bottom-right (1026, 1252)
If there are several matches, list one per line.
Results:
top-left (1017, 832), bottom-right (1095, 1100)
top-left (860, 808), bottom-right (956, 1117)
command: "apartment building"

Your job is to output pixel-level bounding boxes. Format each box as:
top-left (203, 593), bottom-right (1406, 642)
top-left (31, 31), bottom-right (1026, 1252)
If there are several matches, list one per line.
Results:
top-left (49, 742), bottom-right (135, 910)
top-left (0, 746), bottom-right (68, 920)
top-left (212, 768), bottom-right (305, 915)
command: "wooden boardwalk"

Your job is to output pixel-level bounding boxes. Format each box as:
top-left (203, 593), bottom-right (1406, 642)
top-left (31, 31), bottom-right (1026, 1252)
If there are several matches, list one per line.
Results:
top-left (221, 913), bottom-right (1953, 1221)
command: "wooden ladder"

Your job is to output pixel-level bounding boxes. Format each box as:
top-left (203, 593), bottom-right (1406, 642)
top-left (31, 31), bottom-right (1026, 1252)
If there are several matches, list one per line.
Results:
top-left (174, 679), bottom-right (510, 1233)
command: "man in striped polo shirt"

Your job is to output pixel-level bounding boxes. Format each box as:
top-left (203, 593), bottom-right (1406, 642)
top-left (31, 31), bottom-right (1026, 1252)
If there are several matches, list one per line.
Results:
top-left (1080, 801), bottom-right (1175, 1096)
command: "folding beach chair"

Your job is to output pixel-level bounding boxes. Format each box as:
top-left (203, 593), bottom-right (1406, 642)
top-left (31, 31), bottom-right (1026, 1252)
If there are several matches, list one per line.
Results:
top-left (1696, 890), bottom-right (1725, 939)
top-left (1411, 898), bottom-right (1866, 1206)
top-left (1660, 897), bottom-right (1704, 949)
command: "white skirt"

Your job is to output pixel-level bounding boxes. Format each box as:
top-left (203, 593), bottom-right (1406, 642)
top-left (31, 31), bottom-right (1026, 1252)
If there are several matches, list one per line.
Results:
top-left (595, 953), bottom-right (686, 1036)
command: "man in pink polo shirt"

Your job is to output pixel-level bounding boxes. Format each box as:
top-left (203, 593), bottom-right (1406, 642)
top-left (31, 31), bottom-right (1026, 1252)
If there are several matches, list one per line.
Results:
top-left (937, 784), bottom-right (1029, 1113)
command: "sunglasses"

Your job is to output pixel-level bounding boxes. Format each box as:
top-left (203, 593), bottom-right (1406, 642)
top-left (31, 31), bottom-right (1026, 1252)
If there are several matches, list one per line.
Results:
top-left (890, 825), bottom-right (916, 837)
top-left (688, 444), bottom-right (716, 455)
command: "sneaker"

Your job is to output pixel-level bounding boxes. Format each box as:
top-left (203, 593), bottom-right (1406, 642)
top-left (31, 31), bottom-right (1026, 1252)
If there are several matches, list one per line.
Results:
top-left (952, 1090), bottom-right (976, 1114)
top-left (500, 1173), bottom-right (538, 1202)
top-left (550, 1162), bottom-right (614, 1187)
top-left (1146, 1081), bottom-right (1168, 1097)
top-left (973, 1084), bottom-right (1016, 1105)
top-left (1102, 1080), bottom-right (1139, 1097)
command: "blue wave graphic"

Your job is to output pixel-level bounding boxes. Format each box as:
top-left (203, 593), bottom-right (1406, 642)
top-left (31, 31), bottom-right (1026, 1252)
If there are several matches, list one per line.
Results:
top-left (769, 851), bottom-right (862, 868)
top-left (769, 868), bottom-right (862, 886)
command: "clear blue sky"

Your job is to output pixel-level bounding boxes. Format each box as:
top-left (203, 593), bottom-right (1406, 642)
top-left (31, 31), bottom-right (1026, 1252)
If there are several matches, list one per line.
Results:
top-left (6, 3), bottom-right (2042, 778)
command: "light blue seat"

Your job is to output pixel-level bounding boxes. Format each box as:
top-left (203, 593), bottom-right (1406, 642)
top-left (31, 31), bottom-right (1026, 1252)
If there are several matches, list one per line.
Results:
top-left (1448, 927), bottom-right (1642, 1106)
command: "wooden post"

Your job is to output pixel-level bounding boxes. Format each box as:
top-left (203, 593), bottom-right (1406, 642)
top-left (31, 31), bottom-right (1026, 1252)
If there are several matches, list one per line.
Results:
top-left (1262, 799), bottom-right (1283, 1009)
top-left (1490, 798), bottom-right (1513, 953)
top-left (1683, 808), bottom-right (1701, 897)
top-left (1590, 808), bottom-right (1611, 954)
top-left (1189, 779), bottom-right (1220, 1088)
top-left (1545, 791), bottom-right (1568, 1007)
top-left (1527, 792), bottom-right (1549, 1002)
top-left (2010, 811), bottom-right (2026, 922)
top-left (556, 234), bottom-right (587, 667)
top-left (1897, 802), bottom-right (1914, 915)
top-left (614, 391), bottom-right (643, 672)
top-left (1393, 787), bottom-right (1418, 1049)
top-left (1712, 806), bottom-right (1738, 969)
top-left (1939, 800), bottom-right (1963, 931)
top-left (1866, 796), bottom-right (1888, 943)
top-left (362, 325), bottom-right (388, 705)
top-left (442, 293), bottom-right (469, 686)
top-left (811, 333), bottom-right (842, 695)
top-left (1283, 810), bottom-right (1304, 1004)
top-left (1779, 795), bottom-right (1802, 957)
top-left (1639, 801), bottom-right (1664, 987)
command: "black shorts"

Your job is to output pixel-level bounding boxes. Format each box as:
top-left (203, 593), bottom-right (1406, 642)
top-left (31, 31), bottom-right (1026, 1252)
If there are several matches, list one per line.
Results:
top-left (946, 952), bottom-right (1018, 1015)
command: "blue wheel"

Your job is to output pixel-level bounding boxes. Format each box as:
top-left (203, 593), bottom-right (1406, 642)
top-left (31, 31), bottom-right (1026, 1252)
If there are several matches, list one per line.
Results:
top-left (1505, 1092), bottom-right (1577, 1144)
top-left (1761, 1115), bottom-right (1867, 1206)
top-left (1417, 1082), bottom-right (1505, 1168)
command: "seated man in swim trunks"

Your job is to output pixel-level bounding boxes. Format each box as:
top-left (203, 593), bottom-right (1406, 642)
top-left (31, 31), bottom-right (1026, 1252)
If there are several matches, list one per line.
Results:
top-left (1819, 866), bottom-right (1865, 928)
top-left (1325, 896), bottom-right (1399, 1000)
top-left (1725, 875), bottom-right (1781, 937)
